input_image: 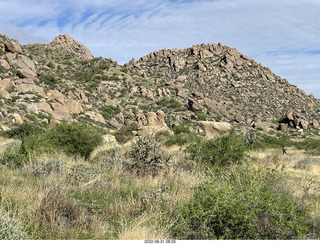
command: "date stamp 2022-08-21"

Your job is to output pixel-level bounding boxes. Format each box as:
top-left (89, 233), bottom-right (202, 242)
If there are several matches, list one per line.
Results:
top-left (144, 240), bottom-right (176, 244)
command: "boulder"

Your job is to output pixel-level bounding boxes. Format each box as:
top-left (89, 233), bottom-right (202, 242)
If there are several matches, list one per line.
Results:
top-left (140, 87), bottom-right (154, 100)
top-left (234, 113), bottom-right (245, 123)
top-left (5, 40), bottom-right (22, 54)
top-left (286, 112), bottom-right (294, 121)
top-left (16, 83), bottom-right (46, 97)
top-left (37, 102), bottom-right (53, 113)
top-left (51, 102), bottom-right (70, 113)
top-left (63, 99), bottom-right (83, 114)
top-left (0, 89), bottom-right (11, 100)
top-left (11, 55), bottom-right (37, 78)
top-left (12, 113), bottom-right (23, 124)
top-left (50, 111), bottom-right (73, 122)
top-left (47, 90), bottom-right (65, 103)
top-left (0, 59), bottom-right (10, 69)
top-left (0, 79), bottom-right (14, 91)
top-left (84, 111), bottom-right (106, 123)
top-left (279, 123), bottom-right (288, 132)
top-left (176, 88), bottom-right (188, 98)
top-left (137, 113), bottom-right (147, 126)
top-left (108, 118), bottom-right (122, 129)
top-left (197, 121), bottom-right (232, 139)
top-left (188, 99), bottom-right (203, 112)
top-left (253, 121), bottom-right (270, 132)
top-left (146, 111), bottom-right (167, 127)
top-left (313, 119), bottom-right (319, 128)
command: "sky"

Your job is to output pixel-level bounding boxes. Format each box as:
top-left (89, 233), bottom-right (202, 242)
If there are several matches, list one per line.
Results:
top-left (0, 0), bottom-right (319, 97)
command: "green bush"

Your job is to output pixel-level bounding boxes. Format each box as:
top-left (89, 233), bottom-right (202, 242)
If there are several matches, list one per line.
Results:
top-left (114, 124), bottom-right (138, 144)
top-left (173, 124), bottom-right (190, 135)
top-left (20, 123), bottom-right (103, 160)
top-left (99, 106), bottom-right (121, 120)
top-left (42, 123), bottom-right (103, 159)
top-left (0, 146), bottom-right (27, 168)
top-left (0, 211), bottom-right (28, 240)
top-left (252, 133), bottom-right (291, 150)
top-left (294, 138), bottom-right (320, 155)
top-left (39, 73), bottom-right (56, 86)
top-left (187, 129), bottom-right (246, 167)
top-left (1, 123), bottom-right (45, 140)
top-left (168, 165), bottom-right (310, 240)
top-left (165, 133), bottom-right (201, 147)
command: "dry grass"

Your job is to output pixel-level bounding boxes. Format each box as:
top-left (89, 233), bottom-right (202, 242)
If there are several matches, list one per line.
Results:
top-left (0, 140), bottom-right (208, 239)
top-left (250, 147), bottom-right (320, 219)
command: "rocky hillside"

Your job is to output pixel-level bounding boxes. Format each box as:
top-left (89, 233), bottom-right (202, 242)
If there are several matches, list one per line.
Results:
top-left (0, 33), bottom-right (319, 136)
top-left (126, 43), bottom-right (320, 130)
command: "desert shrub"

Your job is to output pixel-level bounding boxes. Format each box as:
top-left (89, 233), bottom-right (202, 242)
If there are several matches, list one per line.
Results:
top-left (43, 123), bottom-right (103, 159)
top-left (39, 73), bottom-right (57, 86)
top-left (187, 129), bottom-right (246, 167)
top-left (165, 132), bottom-right (201, 147)
top-left (157, 98), bottom-right (186, 111)
top-left (67, 164), bottom-right (102, 184)
top-left (194, 111), bottom-right (206, 121)
top-left (92, 147), bottom-right (125, 170)
top-left (24, 113), bottom-right (38, 122)
top-left (114, 124), bottom-right (139, 144)
top-left (126, 133), bottom-right (172, 176)
top-left (37, 188), bottom-right (89, 228)
top-left (20, 123), bottom-right (103, 160)
top-left (294, 138), bottom-right (320, 155)
top-left (29, 156), bottom-right (66, 176)
top-left (0, 211), bottom-right (28, 240)
top-left (98, 106), bottom-right (121, 120)
top-left (0, 146), bottom-right (28, 168)
top-left (173, 124), bottom-right (190, 135)
top-left (252, 133), bottom-right (291, 150)
top-left (168, 165), bottom-right (310, 240)
top-left (1, 123), bottom-right (45, 140)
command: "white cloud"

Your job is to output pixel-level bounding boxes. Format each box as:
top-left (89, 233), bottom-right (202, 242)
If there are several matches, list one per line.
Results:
top-left (0, 0), bottom-right (319, 97)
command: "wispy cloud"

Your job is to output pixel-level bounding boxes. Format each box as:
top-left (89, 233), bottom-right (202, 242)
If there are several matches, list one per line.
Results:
top-left (0, 0), bottom-right (319, 96)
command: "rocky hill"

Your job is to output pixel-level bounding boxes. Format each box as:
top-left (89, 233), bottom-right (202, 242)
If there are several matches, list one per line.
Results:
top-left (126, 43), bottom-right (320, 131)
top-left (0, 33), bottom-right (319, 137)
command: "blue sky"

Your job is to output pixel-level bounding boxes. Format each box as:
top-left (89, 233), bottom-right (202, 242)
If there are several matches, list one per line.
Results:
top-left (0, 0), bottom-right (319, 97)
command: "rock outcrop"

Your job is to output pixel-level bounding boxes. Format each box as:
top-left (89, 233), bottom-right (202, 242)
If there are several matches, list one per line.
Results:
top-left (197, 121), bottom-right (232, 139)
top-left (50, 34), bottom-right (93, 60)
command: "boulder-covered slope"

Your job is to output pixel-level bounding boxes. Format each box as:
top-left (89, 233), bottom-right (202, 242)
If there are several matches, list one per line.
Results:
top-left (0, 34), bottom-right (319, 135)
top-left (125, 43), bottom-right (320, 129)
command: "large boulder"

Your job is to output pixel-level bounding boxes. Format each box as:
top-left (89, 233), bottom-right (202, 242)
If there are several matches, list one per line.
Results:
top-left (0, 89), bottom-right (11, 100)
top-left (12, 113), bottom-right (23, 124)
top-left (37, 102), bottom-right (53, 114)
top-left (63, 99), bottom-right (83, 114)
top-left (0, 79), bottom-right (14, 91)
top-left (0, 59), bottom-right (10, 70)
top-left (146, 111), bottom-right (167, 127)
top-left (50, 111), bottom-right (73, 123)
top-left (138, 110), bottom-right (172, 135)
top-left (47, 90), bottom-right (65, 103)
top-left (11, 55), bottom-right (37, 78)
top-left (197, 121), bottom-right (232, 139)
top-left (51, 102), bottom-right (70, 113)
top-left (5, 40), bottom-right (22, 54)
top-left (16, 83), bottom-right (46, 97)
